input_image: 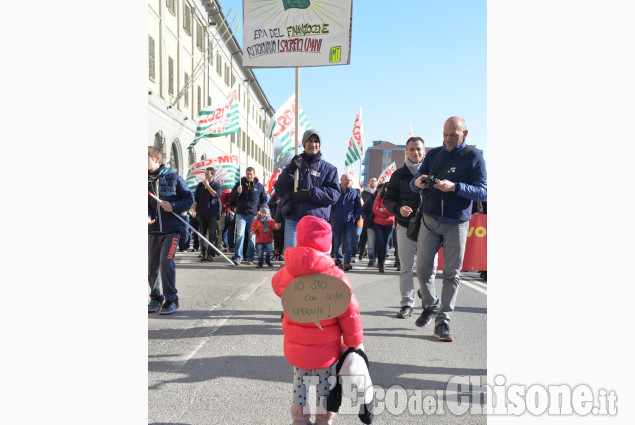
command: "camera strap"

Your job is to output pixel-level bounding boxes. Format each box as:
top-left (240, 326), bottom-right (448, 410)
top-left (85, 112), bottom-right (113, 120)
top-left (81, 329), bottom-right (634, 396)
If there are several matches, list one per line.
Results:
top-left (418, 144), bottom-right (477, 231)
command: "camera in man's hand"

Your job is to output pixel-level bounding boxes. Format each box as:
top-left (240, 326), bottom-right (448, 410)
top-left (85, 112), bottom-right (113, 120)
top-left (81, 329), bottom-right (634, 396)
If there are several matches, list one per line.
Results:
top-left (419, 175), bottom-right (438, 189)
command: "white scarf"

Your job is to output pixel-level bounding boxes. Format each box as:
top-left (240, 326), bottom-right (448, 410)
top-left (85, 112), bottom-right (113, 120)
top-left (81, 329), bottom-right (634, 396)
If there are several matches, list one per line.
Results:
top-left (405, 157), bottom-right (422, 175)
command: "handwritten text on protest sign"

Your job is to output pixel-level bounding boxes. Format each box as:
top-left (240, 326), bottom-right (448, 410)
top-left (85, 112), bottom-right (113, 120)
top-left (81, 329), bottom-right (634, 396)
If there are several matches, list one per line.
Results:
top-left (242, 0), bottom-right (352, 67)
top-left (281, 273), bottom-right (351, 330)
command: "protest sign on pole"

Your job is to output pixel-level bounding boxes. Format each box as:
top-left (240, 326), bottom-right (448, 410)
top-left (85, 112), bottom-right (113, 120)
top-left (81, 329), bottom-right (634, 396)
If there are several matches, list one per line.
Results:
top-left (242, 0), bottom-right (354, 68)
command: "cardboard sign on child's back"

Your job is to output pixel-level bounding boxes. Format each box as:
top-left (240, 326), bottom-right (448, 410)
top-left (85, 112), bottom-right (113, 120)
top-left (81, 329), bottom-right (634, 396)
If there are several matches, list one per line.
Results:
top-left (281, 273), bottom-right (351, 330)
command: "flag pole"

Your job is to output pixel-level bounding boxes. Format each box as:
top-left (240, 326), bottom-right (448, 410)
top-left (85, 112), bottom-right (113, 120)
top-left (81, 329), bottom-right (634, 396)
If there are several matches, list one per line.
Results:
top-left (148, 191), bottom-right (234, 265)
top-left (293, 66), bottom-right (299, 192)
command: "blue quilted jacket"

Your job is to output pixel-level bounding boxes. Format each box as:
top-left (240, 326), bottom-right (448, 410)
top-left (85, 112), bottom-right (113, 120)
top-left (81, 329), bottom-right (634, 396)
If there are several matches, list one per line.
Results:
top-left (148, 166), bottom-right (195, 233)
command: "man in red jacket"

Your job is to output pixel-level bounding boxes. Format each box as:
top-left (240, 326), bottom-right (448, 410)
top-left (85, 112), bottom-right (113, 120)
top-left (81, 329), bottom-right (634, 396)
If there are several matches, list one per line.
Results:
top-left (272, 215), bottom-right (364, 425)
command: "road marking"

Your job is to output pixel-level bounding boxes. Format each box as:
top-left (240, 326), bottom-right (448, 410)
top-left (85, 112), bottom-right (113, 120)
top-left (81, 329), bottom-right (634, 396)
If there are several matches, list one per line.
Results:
top-left (175, 275), bottom-right (270, 368)
top-left (461, 279), bottom-right (487, 295)
top-left (465, 279), bottom-right (487, 290)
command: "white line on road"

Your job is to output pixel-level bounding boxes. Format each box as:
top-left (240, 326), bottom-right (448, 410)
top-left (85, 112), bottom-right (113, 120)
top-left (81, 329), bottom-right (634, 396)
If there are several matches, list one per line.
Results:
top-left (461, 279), bottom-right (487, 295)
top-left (464, 278), bottom-right (487, 290)
top-left (176, 275), bottom-right (270, 368)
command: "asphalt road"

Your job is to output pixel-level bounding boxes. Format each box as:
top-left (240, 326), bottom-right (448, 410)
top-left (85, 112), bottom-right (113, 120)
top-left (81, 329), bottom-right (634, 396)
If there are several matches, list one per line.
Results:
top-left (148, 248), bottom-right (487, 424)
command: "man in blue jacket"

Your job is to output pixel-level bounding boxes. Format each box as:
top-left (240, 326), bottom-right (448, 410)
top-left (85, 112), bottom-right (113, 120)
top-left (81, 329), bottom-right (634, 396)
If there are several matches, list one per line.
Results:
top-left (274, 129), bottom-right (340, 257)
top-left (148, 146), bottom-right (194, 315)
top-left (330, 174), bottom-right (362, 271)
top-left (230, 166), bottom-right (267, 265)
top-left (410, 116), bottom-right (487, 342)
top-left (192, 167), bottom-right (221, 262)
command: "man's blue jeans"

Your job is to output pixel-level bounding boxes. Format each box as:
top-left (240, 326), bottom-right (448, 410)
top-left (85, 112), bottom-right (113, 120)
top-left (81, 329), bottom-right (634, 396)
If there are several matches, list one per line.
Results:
top-left (333, 224), bottom-right (355, 264)
top-left (235, 213), bottom-right (255, 262)
top-left (284, 219), bottom-right (298, 256)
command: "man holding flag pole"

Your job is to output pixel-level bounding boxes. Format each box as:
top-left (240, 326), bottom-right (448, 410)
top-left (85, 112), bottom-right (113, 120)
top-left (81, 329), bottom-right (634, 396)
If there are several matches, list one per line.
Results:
top-left (148, 146), bottom-right (194, 315)
top-left (274, 129), bottom-right (340, 255)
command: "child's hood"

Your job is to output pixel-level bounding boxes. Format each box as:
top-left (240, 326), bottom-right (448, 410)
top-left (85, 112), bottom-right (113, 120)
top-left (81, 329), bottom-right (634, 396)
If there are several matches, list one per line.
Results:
top-left (283, 246), bottom-right (335, 277)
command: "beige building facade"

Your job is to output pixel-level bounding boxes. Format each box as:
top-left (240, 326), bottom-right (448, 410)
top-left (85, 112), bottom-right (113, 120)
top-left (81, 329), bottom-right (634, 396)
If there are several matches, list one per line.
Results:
top-left (148, 0), bottom-right (274, 179)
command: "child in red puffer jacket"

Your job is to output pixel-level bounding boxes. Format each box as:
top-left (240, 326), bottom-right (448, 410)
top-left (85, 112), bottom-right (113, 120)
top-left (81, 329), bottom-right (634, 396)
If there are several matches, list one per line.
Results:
top-left (250, 205), bottom-right (280, 268)
top-left (272, 215), bottom-right (364, 425)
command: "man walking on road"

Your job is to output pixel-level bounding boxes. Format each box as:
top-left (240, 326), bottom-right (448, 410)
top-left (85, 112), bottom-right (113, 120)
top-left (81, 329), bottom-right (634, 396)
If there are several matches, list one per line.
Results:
top-left (147, 146), bottom-right (194, 315)
top-left (384, 136), bottom-right (434, 319)
top-left (410, 116), bottom-right (487, 341)
top-left (192, 167), bottom-right (221, 262)
top-left (358, 176), bottom-right (377, 261)
top-left (230, 166), bottom-right (267, 265)
top-left (330, 174), bottom-right (362, 271)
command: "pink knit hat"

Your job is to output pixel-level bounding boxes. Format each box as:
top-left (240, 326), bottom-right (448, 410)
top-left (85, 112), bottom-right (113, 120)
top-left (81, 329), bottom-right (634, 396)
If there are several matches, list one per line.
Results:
top-left (296, 215), bottom-right (332, 252)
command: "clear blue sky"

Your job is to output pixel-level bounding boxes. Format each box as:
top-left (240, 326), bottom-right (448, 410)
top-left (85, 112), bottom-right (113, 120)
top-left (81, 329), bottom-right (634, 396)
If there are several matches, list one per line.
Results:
top-left (219, 0), bottom-right (486, 179)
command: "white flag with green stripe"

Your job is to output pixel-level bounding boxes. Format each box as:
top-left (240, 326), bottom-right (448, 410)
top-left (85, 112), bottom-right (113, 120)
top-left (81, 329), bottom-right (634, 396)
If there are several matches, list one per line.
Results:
top-left (266, 94), bottom-right (311, 162)
top-left (188, 84), bottom-right (240, 150)
top-left (344, 106), bottom-right (363, 167)
top-left (185, 155), bottom-right (241, 192)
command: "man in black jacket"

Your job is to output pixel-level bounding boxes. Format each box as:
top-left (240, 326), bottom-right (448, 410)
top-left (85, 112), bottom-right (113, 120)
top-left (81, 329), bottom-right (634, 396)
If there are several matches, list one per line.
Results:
top-left (192, 167), bottom-right (221, 262)
top-left (230, 166), bottom-right (267, 265)
top-left (383, 137), bottom-right (435, 319)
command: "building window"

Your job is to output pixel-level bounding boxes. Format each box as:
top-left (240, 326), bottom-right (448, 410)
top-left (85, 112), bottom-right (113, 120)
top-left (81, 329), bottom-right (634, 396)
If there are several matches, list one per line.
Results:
top-left (168, 57), bottom-right (174, 95)
top-left (208, 41), bottom-right (214, 65)
top-left (166, 0), bottom-right (176, 15)
top-left (224, 64), bottom-right (230, 86)
top-left (184, 73), bottom-right (189, 107)
top-left (170, 142), bottom-right (181, 175)
top-left (216, 53), bottom-right (222, 76)
top-left (148, 36), bottom-right (155, 81)
top-left (197, 86), bottom-right (201, 115)
top-left (242, 132), bottom-right (246, 151)
top-left (183, 2), bottom-right (192, 35)
top-left (196, 21), bottom-right (204, 51)
top-left (231, 133), bottom-right (236, 144)
top-left (207, 95), bottom-right (211, 106)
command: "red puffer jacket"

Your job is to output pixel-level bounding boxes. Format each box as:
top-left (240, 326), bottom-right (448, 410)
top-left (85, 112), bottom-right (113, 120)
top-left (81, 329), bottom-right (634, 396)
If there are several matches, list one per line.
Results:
top-left (251, 217), bottom-right (276, 244)
top-left (272, 246), bottom-right (364, 370)
top-left (372, 194), bottom-right (395, 226)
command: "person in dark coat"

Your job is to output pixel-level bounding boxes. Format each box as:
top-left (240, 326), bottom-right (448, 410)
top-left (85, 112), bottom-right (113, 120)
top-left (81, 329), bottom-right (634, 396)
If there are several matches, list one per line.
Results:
top-left (147, 146), bottom-right (194, 315)
top-left (192, 167), bottom-right (221, 261)
top-left (230, 166), bottom-right (267, 265)
top-left (274, 129), bottom-right (340, 257)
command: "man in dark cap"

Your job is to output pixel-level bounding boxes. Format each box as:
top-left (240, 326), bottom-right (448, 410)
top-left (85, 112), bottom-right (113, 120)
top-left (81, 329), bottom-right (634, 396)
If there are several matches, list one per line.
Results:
top-left (274, 129), bottom-right (341, 256)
